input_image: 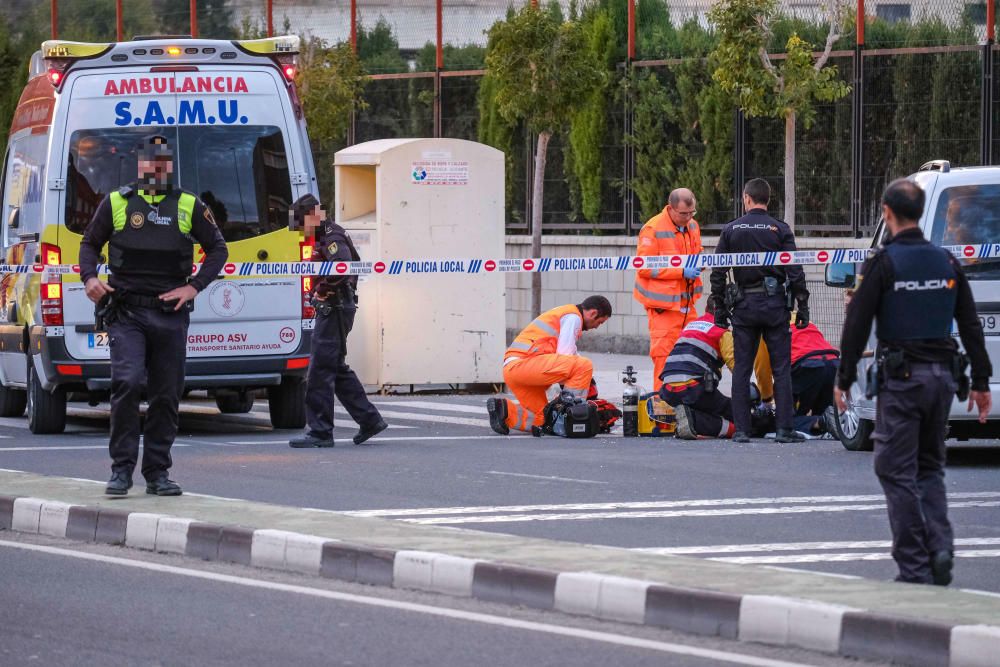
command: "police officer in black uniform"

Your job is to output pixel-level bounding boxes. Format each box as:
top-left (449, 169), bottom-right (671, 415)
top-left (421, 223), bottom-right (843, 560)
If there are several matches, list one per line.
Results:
top-left (81, 135), bottom-right (228, 497)
top-left (288, 194), bottom-right (387, 448)
top-left (836, 179), bottom-right (992, 585)
top-left (710, 178), bottom-right (809, 443)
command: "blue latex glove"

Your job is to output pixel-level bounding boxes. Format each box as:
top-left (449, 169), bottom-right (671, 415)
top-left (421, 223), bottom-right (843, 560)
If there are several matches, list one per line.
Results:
top-left (682, 266), bottom-right (701, 280)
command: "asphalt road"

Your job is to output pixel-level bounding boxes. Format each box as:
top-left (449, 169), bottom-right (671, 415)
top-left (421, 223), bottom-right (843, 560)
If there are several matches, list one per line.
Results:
top-left (1, 393), bottom-right (999, 593)
top-left (0, 532), bottom-right (880, 667)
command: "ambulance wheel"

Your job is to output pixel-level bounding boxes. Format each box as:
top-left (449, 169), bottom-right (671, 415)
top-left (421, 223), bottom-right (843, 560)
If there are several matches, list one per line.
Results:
top-left (216, 391), bottom-right (255, 414)
top-left (834, 401), bottom-right (873, 452)
top-left (268, 377), bottom-right (305, 429)
top-left (27, 366), bottom-right (66, 434)
top-left (0, 385), bottom-right (27, 417)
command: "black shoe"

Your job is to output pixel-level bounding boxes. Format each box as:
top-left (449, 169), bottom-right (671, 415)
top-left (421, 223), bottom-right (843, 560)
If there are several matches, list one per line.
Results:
top-left (354, 419), bottom-right (388, 445)
top-left (931, 550), bottom-right (954, 586)
top-left (289, 433), bottom-right (335, 448)
top-left (674, 404), bottom-right (697, 440)
top-left (145, 474), bottom-right (182, 496)
top-left (775, 428), bottom-right (805, 443)
top-left (732, 431), bottom-right (751, 443)
top-left (487, 398), bottom-right (509, 435)
top-left (822, 406), bottom-right (839, 437)
top-left (105, 471), bottom-right (133, 496)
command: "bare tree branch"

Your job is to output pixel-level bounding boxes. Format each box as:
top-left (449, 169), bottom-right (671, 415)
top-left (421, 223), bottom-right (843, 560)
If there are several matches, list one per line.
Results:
top-left (815, 0), bottom-right (846, 71)
top-left (755, 13), bottom-right (783, 90)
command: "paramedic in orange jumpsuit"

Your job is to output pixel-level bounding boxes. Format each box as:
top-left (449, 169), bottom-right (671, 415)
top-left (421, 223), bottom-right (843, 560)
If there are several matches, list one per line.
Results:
top-left (633, 188), bottom-right (704, 391)
top-left (487, 295), bottom-right (613, 434)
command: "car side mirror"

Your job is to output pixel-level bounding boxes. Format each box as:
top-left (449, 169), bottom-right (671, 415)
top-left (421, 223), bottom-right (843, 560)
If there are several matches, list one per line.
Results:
top-left (7, 207), bottom-right (19, 230)
top-left (825, 262), bottom-right (856, 289)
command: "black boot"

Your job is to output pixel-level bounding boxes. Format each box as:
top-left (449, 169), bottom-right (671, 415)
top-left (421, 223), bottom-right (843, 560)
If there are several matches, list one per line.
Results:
top-left (289, 432), bottom-right (335, 448)
top-left (105, 470), bottom-right (133, 496)
top-left (354, 419), bottom-right (388, 445)
top-left (145, 473), bottom-right (182, 496)
top-left (487, 398), bottom-right (509, 435)
top-left (775, 428), bottom-right (805, 443)
top-left (931, 550), bottom-right (954, 586)
top-left (732, 431), bottom-right (751, 443)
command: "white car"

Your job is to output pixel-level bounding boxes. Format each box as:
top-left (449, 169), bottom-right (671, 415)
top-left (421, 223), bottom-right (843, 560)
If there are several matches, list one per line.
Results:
top-left (826, 160), bottom-right (1000, 450)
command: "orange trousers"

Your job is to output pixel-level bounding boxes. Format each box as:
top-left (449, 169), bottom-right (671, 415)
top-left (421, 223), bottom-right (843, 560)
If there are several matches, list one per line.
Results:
top-left (647, 308), bottom-right (689, 392)
top-left (502, 354), bottom-right (594, 432)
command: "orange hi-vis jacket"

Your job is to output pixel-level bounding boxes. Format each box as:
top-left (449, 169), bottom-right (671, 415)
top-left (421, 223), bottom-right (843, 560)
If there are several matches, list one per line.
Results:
top-left (505, 304), bottom-right (582, 360)
top-left (633, 207), bottom-right (704, 313)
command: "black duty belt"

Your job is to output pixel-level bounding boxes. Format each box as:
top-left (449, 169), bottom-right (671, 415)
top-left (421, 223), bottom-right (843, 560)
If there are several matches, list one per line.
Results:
top-left (118, 293), bottom-right (164, 309)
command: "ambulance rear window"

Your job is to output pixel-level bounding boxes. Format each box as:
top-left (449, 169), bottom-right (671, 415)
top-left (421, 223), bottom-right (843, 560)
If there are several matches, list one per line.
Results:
top-left (65, 126), bottom-right (293, 240)
top-left (929, 184), bottom-right (1000, 281)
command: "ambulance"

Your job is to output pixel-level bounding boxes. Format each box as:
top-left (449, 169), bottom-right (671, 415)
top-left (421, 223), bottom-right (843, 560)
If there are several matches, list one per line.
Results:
top-left (0, 36), bottom-right (320, 433)
top-left (826, 160), bottom-right (1000, 450)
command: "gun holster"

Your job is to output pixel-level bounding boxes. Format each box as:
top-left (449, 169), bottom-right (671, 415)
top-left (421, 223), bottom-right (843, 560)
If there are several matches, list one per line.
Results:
top-left (762, 276), bottom-right (784, 299)
top-left (952, 352), bottom-right (971, 402)
top-left (95, 293), bottom-right (125, 330)
top-left (311, 298), bottom-right (333, 317)
top-left (724, 283), bottom-right (742, 311)
top-left (883, 349), bottom-right (910, 381)
top-left (865, 361), bottom-right (881, 399)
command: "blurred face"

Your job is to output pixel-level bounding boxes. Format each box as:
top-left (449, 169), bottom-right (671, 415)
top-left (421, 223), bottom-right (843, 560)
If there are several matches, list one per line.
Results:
top-left (138, 153), bottom-right (173, 193)
top-left (667, 201), bottom-right (696, 227)
top-left (582, 308), bottom-right (609, 331)
top-left (303, 205), bottom-right (326, 235)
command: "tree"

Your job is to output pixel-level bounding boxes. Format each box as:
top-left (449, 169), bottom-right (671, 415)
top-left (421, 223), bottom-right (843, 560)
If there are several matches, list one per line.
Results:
top-left (709, 0), bottom-right (850, 228)
top-left (484, 4), bottom-right (605, 315)
top-left (297, 37), bottom-right (368, 205)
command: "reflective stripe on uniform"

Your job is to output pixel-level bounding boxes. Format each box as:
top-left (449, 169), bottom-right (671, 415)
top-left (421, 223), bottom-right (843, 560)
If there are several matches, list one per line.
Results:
top-left (654, 230), bottom-right (676, 239)
top-left (110, 191), bottom-right (128, 231)
top-left (633, 283), bottom-right (685, 304)
top-left (661, 373), bottom-right (700, 384)
top-left (666, 354), bottom-right (712, 371)
top-left (508, 341), bottom-right (532, 352)
top-left (681, 337), bottom-right (720, 359)
top-left (177, 192), bottom-right (195, 234)
top-left (528, 317), bottom-right (558, 337)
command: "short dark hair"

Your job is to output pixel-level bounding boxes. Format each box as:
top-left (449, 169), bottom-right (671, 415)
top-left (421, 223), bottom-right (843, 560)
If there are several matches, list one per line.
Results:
top-left (290, 193), bottom-right (321, 227)
top-left (579, 295), bottom-right (612, 318)
top-left (881, 178), bottom-right (924, 223)
top-left (743, 178), bottom-right (770, 206)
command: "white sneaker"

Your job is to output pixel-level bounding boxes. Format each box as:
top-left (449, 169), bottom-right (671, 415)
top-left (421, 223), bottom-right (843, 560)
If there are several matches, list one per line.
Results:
top-left (674, 404), bottom-right (697, 440)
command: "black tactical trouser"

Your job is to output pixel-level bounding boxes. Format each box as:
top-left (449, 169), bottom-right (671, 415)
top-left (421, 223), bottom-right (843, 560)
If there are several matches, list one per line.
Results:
top-left (305, 306), bottom-right (382, 438)
top-left (872, 362), bottom-right (956, 583)
top-left (731, 292), bottom-right (794, 433)
top-left (660, 381), bottom-right (734, 437)
top-left (108, 306), bottom-right (189, 481)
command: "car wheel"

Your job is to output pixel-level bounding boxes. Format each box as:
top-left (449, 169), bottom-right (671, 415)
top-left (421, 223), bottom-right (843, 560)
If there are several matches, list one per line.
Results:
top-left (27, 364), bottom-right (66, 434)
top-left (0, 384), bottom-right (27, 417)
top-left (267, 377), bottom-right (306, 429)
top-left (216, 391), bottom-right (256, 414)
top-left (833, 398), bottom-right (874, 452)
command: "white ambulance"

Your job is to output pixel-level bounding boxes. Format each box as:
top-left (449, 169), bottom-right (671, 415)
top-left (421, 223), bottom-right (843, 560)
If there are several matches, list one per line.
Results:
top-left (0, 36), bottom-right (320, 433)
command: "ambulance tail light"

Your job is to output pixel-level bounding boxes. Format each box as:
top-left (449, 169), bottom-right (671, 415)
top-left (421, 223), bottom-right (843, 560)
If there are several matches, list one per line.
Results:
top-left (40, 243), bottom-right (64, 326)
top-left (301, 277), bottom-right (315, 320)
top-left (281, 64), bottom-right (296, 81)
top-left (42, 41), bottom-right (112, 92)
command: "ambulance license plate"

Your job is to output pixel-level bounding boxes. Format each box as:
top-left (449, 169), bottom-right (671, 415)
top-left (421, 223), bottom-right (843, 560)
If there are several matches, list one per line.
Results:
top-left (88, 332), bottom-right (110, 348)
top-left (979, 313), bottom-right (1000, 336)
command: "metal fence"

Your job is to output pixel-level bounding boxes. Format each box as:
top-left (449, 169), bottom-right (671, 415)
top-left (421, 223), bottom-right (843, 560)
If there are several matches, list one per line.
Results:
top-left (37, 0), bottom-right (1000, 235)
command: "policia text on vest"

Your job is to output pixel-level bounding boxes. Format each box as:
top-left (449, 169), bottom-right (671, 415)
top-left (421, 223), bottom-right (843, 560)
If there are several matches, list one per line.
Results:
top-left (836, 179), bottom-right (992, 586)
top-left (80, 135), bottom-right (229, 498)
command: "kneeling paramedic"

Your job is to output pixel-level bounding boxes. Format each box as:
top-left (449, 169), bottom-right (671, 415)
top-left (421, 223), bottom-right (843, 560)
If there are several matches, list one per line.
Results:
top-left (487, 296), bottom-right (612, 435)
top-left (755, 320), bottom-right (840, 436)
top-left (81, 135), bottom-right (228, 497)
top-left (836, 178), bottom-right (992, 586)
top-left (658, 301), bottom-right (739, 440)
top-left (289, 194), bottom-right (387, 449)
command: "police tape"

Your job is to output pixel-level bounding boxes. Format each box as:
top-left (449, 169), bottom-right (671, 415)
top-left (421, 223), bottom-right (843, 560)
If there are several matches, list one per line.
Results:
top-left (6, 243), bottom-right (997, 277)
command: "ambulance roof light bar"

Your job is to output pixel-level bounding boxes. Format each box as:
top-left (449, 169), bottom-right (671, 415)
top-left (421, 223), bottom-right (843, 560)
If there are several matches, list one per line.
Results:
top-left (233, 36), bottom-right (300, 56)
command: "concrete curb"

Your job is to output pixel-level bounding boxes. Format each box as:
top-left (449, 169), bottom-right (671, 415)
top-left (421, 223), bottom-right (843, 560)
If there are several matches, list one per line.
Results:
top-left (1, 493), bottom-right (997, 667)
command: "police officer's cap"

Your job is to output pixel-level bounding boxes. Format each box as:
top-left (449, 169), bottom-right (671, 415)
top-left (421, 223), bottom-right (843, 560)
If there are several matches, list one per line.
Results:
top-left (291, 193), bottom-right (322, 225)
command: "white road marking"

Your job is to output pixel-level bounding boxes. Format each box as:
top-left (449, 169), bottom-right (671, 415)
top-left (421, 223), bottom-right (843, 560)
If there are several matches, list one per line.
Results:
top-left (225, 435), bottom-right (518, 445)
top-left (635, 537), bottom-right (1000, 556)
top-left (487, 471), bottom-right (609, 485)
top-left (0, 444), bottom-right (190, 452)
top-left (395, 500), bottom-right (1000, 525)
top-left (716, 549), bottom-right (1000, 565)
top-left (0, 539), bottom-right (816, 667)
top-left (342, 491), bottom-right (1000, 518)
top-left (356, 408), bottom-right (490, 429)
top-left (372, 400), bottom-right (488, 415)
